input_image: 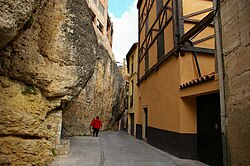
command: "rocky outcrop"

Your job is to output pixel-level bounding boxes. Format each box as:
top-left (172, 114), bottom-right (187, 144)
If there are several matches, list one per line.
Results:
top-left (0, 76), bottom-right (58, 165)
top-left (0, 0), bottom-right (125, 165)
top-left (0, 137), bottom-right (52, 165)
top-left (0, 0), bottom-right (97, 99)
top-left (62, 47), bottom-right (126, 136)
top-left (0, 0), bottom-right (40, 49)
top-left (0, 76), bottom-right (58, 137)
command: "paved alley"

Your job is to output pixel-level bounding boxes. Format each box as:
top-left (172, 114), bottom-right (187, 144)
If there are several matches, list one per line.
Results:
top-left (50, 131), bottom-right (206, 166)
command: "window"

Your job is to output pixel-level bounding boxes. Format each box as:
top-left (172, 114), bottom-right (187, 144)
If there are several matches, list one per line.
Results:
top-left (156, 0), bottom-right (165, 59)
top-left (156, 0), bottom-right (163, 14)
top-left (145, 17), bottom-right (149, 36)
top-left (145, 52), bottom-right (149, 71)
top-left (111, 28), bottom-right (113, 36)
top-left (157, 31), bottom-right (165, 59)
top-left (97, 20), bottom-right (103, 33)
top-left (130, 80), bottom-right (134, 107)
top-left (98, 1), bottom-right (105, 16)
top-left (90, 10), bottom-right (96, 23)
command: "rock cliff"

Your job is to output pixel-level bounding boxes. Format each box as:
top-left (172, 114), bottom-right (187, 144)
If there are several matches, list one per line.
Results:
top-left (0, 0), bottom-right (125, 165)
top-left (62, 47), bottom-right (126, 136)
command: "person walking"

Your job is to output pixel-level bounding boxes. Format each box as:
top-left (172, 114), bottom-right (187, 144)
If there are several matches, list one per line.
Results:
top-left (90, 116), bottom-right (102, 137)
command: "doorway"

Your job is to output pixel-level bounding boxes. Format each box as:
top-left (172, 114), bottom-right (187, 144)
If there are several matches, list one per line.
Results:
top-left (130, 113), bottom-right (135, 136)
top-left (197, 93), bottom-right (223, 166)
top-left (142, 107), bottom-right (148, 140)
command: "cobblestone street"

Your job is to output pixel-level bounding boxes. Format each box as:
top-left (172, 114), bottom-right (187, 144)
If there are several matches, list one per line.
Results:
top-left (50, 131), bottom-right (206, 166)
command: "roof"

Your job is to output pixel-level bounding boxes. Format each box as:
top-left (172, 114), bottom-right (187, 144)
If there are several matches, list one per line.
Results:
top-left (180, 73), bottom-right (216, 89)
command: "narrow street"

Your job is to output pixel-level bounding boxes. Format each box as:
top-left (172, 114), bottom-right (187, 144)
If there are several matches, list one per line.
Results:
top-left (50, 131), bottom-right (206, 166)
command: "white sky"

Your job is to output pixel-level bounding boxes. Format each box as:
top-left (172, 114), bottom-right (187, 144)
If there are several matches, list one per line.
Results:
top-left (109, 0), bottom-right (138, 65)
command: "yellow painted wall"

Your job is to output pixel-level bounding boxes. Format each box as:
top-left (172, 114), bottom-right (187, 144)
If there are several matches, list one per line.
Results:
top-left (180, 52), bottom-right (215, 85)
top-left (139, 58), bottom-right (145, 77)
top-left (149, 44), bottom-right (157, 69)
top-left (139, 56), bottom-right (181, 132)
top-left (164, 21), bottom-right (174, 53)
top-left (179, 97), bottom-right (197, 133)
top-left (180, 79), bottom-right (219, 98)
top-left (183, 0), bottom-right (213, 18)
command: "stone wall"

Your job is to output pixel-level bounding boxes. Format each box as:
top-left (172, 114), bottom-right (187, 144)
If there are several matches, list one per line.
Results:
top-left (221, 0), bottom-right (250, 165)
top-left (0, 0), bottom-right (125, 165)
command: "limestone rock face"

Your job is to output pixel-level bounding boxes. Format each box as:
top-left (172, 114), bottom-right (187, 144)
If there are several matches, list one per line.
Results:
top-left (0, 76), bottom-right (60, 165)
top-left (0, 0), bottom-right (97, 99)
top-left (0, 0), bottom-right (38, 49)
top-left (0, 137), bottom-right (52, 166)
top-left (62, 48), bottom-right (126, 136)
top-left (0, 0), bottom-right (125, 165)
top-left (0, 76), bottom-right (59, 137)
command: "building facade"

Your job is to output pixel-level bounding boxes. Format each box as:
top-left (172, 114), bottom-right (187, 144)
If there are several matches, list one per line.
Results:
top-left (135, 0), bottom-right (223, 165)
top-left (87, 0), bottom-right (115, 60)
top-left (126, 43), bottom-right (139, 137)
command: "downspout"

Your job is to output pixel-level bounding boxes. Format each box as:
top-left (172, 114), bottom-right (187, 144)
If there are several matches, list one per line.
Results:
top-left (213, 0), bottom-right (230, 165)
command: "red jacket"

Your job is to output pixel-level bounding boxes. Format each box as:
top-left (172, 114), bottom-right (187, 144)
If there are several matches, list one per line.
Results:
top-left (90, 118), bottom-right (102, 129)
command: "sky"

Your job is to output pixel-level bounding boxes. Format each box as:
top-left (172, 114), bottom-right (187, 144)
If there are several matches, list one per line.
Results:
top-left (108, 0), bottom-right (138, 64)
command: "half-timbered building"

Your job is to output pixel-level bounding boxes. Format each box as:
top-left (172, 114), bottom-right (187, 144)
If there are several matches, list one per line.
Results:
top-left (136, 0), bottom-right (223, 165)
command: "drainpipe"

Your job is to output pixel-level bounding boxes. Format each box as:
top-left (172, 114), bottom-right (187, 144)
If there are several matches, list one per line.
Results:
top-left (213, 0), bottom-right (230, 165)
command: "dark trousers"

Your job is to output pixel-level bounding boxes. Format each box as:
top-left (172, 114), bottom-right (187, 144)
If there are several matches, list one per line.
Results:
top-left (93, 128), bottom-right (99, 137)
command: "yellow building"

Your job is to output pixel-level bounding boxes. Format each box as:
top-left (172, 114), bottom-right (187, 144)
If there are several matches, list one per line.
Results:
top-left (126, 43), bottom-right (139, 137)
top-left (136, 0), bottom-right (223, 165)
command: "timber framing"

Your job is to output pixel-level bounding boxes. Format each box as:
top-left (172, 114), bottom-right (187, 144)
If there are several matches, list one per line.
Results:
top-left (179, 11), bottom-right (215, 45)
top-left (184, 18), bottom-right (214, 26)
top-left (139, 0), bottom-right (173, 62)
top-left (172, 0), bottom-right (179, 47)
top-left (177, 0), bottom-right (184, 36)
top-left (180, 46), bottom-right (214, 54)
top-left (193, 34), bottom-right (215, 45)
top-left (183, 7), bottom-right (213, 19)
top-left (137, 0), bottom-right (216, 85)
top-left (139, 0), bottom-right (156, 34)
top-left (139, 16), bottom-right (173, 62)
